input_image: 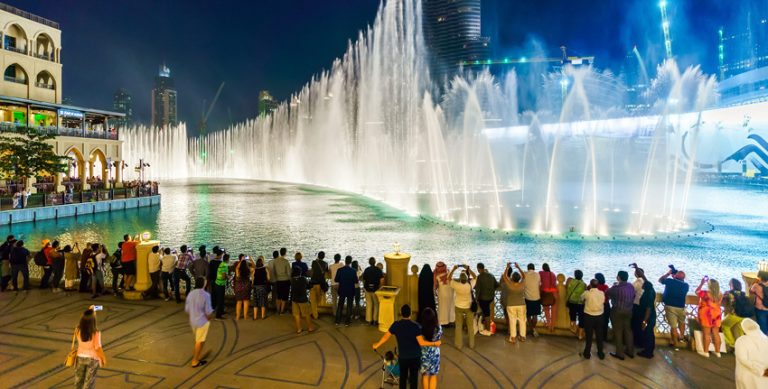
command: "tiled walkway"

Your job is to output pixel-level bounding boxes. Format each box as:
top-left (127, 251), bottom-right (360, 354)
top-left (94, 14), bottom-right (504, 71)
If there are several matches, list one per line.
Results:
top-left (0, 289), bottom-right (735, 388)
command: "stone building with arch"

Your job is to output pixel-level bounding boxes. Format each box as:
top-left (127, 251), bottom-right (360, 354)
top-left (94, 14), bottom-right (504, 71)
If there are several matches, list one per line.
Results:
top-left (0, 3), bottom-right (126, 192)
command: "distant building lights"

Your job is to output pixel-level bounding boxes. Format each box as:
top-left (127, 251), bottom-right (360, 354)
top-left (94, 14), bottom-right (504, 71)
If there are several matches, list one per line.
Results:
top-left (474, 60), bottom-right (480, 65)
top-left (521, 57), bottom-right (527, 63)
top-left (486, 59), bottom-right (492, 64)
top-left (503, 58), bottom-right (509, 63)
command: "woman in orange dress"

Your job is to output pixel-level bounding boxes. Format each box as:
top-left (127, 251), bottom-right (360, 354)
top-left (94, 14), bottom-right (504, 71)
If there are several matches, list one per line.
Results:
top-left (696, 277), bottom-right (723, 358)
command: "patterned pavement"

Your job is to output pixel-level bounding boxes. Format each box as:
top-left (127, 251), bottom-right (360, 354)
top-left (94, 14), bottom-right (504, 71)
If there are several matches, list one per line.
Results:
top-left (0, 289), bottom-right (736, 388)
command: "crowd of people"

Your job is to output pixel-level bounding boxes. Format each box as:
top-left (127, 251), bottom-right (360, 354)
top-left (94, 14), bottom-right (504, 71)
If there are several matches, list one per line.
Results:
top-left (1, 233), bottom-right (768, 389)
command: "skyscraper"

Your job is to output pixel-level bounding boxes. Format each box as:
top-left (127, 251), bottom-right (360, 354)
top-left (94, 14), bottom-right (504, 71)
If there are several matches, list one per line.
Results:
top-left (423, 0), bottom-right (490, 82)
top-left (113, 88), bottom-right (132, 128)
top-left (718, 1), bottom-right (768, 106)
top-left (258, 90), bottom-right (278, 117)
top-left (151, 64), bottom-right (177, 128)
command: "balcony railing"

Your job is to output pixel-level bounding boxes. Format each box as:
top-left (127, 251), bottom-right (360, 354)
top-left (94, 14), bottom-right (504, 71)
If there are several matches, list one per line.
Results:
top-left (4, 76), bottom-right (27, 84)
top-left (34, 52), bottom-right (55, 62)
top-left (35, 82), bottom-right (55, 90)
top-left (0, 123), bottom-right (119, 140)
top-left (5, 45), bottom-right (27, 54)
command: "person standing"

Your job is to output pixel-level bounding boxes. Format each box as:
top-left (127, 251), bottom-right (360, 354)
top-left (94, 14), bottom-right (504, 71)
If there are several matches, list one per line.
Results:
top-left (734, 318), bottom-right (768, 389)
top-left (233, 255), bottom-right (253, 320)
top-left (292, 252), bottom-right (309, 277)
top-left (309, 251), bottom-right (329, 319)
top-left (0, 235), bottom-right (15, 292)
top-left (9, 240), bottom-right (30, 291)
top-left (146, 245), bottom-right (161, 299)
top-left (252, 256), bottom-right (270, 320)
top-left (565, 269), bottom-right (586, 339)
top-left (273, 250), bottom-right (292, 315)
top-left (696, 277), bottom-right (724, 358)
top-left (637, 279), bottom-right (657, 359)
top-left (659, 268), bottom-right (690, 346)
top-left (185, 277), bottom-right (213, 368)
top-left (449, 264), bottom-right (476, 349)
top-left (420, 307), bottom-right (442, 389)
top-left (49, 241), bottom-right (65, 292)
top-left (160, 248), bottom-right (177, 301)
top-left (474, 263), bottom-right (498, 334)
top-left (290, 267), bottom-right (315, 333)
top-left (74, 307), bottom-right (107, 389)
top-left (174, 245), bottom-right (193, 303)
top-left (418, 264), bottom-right (436, 323)
top-left (595, 273), bottom-right (611, 341)
top-left (190, 246), bottom-right (208, 282)
top-left (722, 279), bottom-right (754, 348)
top-left (121, 235), bottom-right (138, 291)
top-left (213, 253), bottom-right (230, 319)
top-left (38, 239), bottom-right (54, 289)
top-left (352, 260), bottom-right (363, 320)
top-left (606, 270), bottom-right (635, 360)
top-left (581, 279), bottom-right (606, 360)
top-left (363, 256), bottom-right (384, 326)
top-left (91, 244), bottom-right (107, 298)
top-left (64, 244), bottom-right (81, 291)
top-left (207, 247), bottom-right (224, 293)
top-left (373, 305), bottom-right (441, 389)
top-left (749, 271), bottom-right (768, 335)
top-left (329, 254), bottom-right (344, 309)
top-left (524, 263), bottom-right (542, 337)
top-left (334, 255), bottom-right (358, 326)
top-left (539, 263), bottom-right (558, 333)
top-left (433, 262), bottom-right (455, 328)
top-left (109, 242), bottom-right (123, 295)
top-left (630, 266), bottom-right (646, 348)
top-left (501, 263), bottom-right (527, 343)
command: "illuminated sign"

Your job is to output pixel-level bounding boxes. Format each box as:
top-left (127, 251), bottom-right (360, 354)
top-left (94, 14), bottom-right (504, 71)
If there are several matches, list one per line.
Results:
top-left (58, 109), bottom-right (84, 119)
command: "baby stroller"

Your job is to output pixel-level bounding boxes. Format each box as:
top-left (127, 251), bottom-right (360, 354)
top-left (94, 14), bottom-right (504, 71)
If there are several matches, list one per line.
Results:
top-left (375, 348), bottom-right (400, 388)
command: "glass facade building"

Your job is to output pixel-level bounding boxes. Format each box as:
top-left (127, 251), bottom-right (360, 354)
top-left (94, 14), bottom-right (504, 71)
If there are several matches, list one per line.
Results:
top-left (151, 64), bottom-right (177, 128)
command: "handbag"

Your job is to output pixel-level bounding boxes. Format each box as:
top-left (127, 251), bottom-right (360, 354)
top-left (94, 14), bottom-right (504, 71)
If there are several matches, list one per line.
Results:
top-left (320, 280), bottom-right (329, 292)
top-left (64, 328), bottom-right (78, 367)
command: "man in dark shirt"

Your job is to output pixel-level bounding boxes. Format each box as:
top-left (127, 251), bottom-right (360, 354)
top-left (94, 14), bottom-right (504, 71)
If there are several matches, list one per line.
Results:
top-left (207, 247), bottom-right (223, 293)
top-left (290, 267), bottom-right (315, 333)
top-left (659, 269), bottom-right (690, 347)
top-left (474, 262), bottom-right (499, 331)
top-left (334, 255), bottom-right (358, 326)
top-left (190, 246), bottom-right (209, 281)
top-left (292, 252), bottom-right (309, 277)
top-left (607, 270), bottom-right (636, 360)
top-left (0, 235), bottom-right (15, 291)
top-left (309, 251), bottom-right (329, 319)
top-left (373, 304), bottom-right (440, 389)
top-left (9, 240), bottom-right (30, 291)
top-left (362, 257), bottom-right (384, 325)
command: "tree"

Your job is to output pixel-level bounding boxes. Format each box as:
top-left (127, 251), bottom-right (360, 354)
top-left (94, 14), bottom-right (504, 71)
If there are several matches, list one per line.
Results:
top-left (0, 127), bottom-right (69, 183)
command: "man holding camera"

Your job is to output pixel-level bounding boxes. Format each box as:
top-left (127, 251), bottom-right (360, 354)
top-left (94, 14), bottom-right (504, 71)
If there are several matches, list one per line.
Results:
top-left (659, 266), bottom-right (689, 347)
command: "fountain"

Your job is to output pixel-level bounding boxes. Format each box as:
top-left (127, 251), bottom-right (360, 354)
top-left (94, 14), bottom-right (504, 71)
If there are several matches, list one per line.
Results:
top-left (121, 0), bottom-right (768, 239)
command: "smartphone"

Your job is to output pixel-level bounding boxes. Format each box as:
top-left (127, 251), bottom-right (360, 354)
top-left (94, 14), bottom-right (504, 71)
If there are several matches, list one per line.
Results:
top-left (93, 305), bottom-right (103, 311)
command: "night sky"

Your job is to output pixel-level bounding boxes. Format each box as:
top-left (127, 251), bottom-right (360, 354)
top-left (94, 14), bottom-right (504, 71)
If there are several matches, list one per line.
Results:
top-left (4, 0), bottom-right (739, 133)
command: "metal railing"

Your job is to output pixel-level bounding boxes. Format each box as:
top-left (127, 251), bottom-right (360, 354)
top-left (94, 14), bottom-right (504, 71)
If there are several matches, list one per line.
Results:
top-left (0, 123), bottom-right (118, 140)
top-left (35, 82), bottom-right (54, 90)
top-left (4, 45), bottom-right (27, 54)
top-left (0, 186), bottom-right (159, 211)
top-left (0, 3), bottom-right (60, 29)
top-left (34, 52), bottom-right (55, 62)
top-left (4, 75), bottom-right (27, 84)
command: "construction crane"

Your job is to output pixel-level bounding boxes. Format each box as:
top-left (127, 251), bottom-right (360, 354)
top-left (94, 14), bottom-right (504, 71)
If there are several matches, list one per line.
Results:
top-left (198, 82), bottom-right (225, 137)
top-left (660, 0), bottom-right (673, 59)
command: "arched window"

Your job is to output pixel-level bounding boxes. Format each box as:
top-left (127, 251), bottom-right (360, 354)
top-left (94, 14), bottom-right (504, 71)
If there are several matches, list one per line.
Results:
top-left (35, 33), bottom-right (55, 61)
top-left (4, 63), bottom-right (28, 84)
top-left (4, 23), bottom-right (28, 54)
top-left (35, 70), bottom-right (55, 89)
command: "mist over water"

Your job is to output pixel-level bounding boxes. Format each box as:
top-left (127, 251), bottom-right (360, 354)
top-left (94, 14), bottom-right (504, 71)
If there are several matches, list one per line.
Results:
top-left (122, 0), bottom-right (768, 238)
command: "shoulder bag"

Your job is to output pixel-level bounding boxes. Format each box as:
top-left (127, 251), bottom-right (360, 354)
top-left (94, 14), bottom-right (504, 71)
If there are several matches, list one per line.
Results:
top-left (64, 328), bottom-right (78, 367)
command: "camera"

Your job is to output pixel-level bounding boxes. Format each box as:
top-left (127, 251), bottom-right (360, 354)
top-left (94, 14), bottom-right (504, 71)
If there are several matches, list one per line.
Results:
top-left (668, 264), bottom-right (678, 275)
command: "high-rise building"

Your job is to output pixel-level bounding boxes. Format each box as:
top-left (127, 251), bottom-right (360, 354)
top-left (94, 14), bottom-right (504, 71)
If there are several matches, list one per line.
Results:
top-left (113, 88), bottom-right (132, 128)
top-left (718, 1), bottom-right (768, 106)
top-left (623, 47), bottom-right (649, 113)
top-left (151, 64), bottom-right (177, 128)
top-left (258, 90), bottom-right (278, 117)
top-left (423, 0), bottom-right (490, 82)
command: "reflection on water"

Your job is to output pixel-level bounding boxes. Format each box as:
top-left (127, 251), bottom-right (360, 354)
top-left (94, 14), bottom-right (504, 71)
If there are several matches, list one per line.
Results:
top-left (3, 179), bottom-right (767, 286)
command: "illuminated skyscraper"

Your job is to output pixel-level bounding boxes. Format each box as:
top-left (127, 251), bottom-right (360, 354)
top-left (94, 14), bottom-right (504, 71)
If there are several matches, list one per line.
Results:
top-left (258, 90), bottom-right (278, 117)
top-left (659, 0), bottom-right (673, 59)
top-left (423, 0), bottom-right (490, 82)
top-left (151, 64), bottom-right (177, 128)
top-left (718, 1), bottom-right (768, 106)
top-left (113, 88), bottom-right (132, 128)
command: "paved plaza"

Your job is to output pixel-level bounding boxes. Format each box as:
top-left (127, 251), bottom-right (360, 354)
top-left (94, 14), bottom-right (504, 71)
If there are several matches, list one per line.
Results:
top-left (1, 289), bottom-right (736, 389)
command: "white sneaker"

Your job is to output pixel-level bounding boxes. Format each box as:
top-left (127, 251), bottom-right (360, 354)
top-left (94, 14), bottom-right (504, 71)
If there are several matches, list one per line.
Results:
top-left (714, 352), bottom-right (721, 358)
top-left (697, 351), bottom-right (710, 358)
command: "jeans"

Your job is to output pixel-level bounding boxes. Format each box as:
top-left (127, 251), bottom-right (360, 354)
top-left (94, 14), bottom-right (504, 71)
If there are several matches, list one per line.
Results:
top-left (40, 266), bottom-right (52, 288)
top-left (161, 271), bottom-right (173, 297)
top-left (213, 284), bottom-right (226, 317)
top-left (335, 295), bottom-right (353, 324)
top-left (454, 306), bottom-right (475, 349)
top-left (10, 263), bottom-right (29, 290)
top-left (173, 269), bottom-right (191, 301)
top-left (353, 288), bottom-right (361, 318)
top-left (582, 313), bottom-right (605, 356)
top-left (721, 314), bottom-right (745, 347)
top-left (398, 357), bottom-right (420, 389)
top-left (51, 260), bottom-right (64, 289)
top-left (148, 271), bottom-right (161, 298)
top-left (631, 304), bottom-right (644, 347)
top-left (611, 309), bottom-right (634, 357)
top-left (755, 309), bottom-right (768, 335)
top-left (365, 290), bottom-right (379, 322)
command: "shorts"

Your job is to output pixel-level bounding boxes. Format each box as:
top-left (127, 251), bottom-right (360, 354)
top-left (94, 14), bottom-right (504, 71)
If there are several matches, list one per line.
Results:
top-left (276, 280), bottom-right (291, 301)
top-left (525, 299), bottom-right (542, 316)
top-left (193, 322), bottom-right (210, 343)
top-left (665, 306), bottom-right (686, 328)
top-left (122, 261), bottom-right (136, 275)
top-left (478, 299), bottom-right (492, 318)
top-left (292, 302), bottom-right (311, 318)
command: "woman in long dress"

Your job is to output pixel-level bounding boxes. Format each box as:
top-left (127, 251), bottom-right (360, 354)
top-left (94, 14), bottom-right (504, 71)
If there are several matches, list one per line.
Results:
top-left (418, 265), bottom-right (435, 323)
top-left (433, 262), bottom-right (455, 326)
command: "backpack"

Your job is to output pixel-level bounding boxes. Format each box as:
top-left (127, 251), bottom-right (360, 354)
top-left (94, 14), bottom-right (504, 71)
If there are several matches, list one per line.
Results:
top-left (33, 250), bottom-right (47, 266)
top-left (733, 291), bottom-right (755, 318)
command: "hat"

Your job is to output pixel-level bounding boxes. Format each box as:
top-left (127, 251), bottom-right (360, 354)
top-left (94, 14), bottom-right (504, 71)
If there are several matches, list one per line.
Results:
top-left (674, 271), bottom-right (685, 280)
top-left (41, 239), bottom-right (50, 246)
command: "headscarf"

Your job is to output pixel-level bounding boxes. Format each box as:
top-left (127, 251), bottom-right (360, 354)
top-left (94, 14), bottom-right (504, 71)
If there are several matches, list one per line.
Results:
top-left (418, 264), bottom-right (435, 322)
top-left (433, 261), bottom-right (448, 288)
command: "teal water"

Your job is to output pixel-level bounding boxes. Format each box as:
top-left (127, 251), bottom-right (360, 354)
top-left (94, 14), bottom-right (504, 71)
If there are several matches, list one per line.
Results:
top-left (3, 179), bottom-right (767, 285)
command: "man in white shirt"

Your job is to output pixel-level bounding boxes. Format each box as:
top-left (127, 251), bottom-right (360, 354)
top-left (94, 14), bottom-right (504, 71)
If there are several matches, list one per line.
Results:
top-left (524, 263), bottom-right (542, 337)
top-left (146, 245), bottom-right (162, 299)
top-left (449, 264), bottom-right (477, 349)
top-left (329, 254), bottom-right (344, 309)
top-left (581, 279), bottom-right (606, 360)
top-left (160, 248), bottom-right (178, 301)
